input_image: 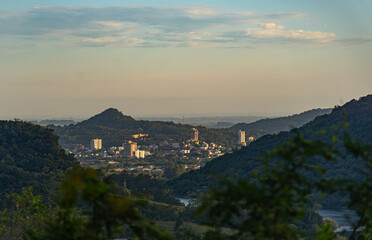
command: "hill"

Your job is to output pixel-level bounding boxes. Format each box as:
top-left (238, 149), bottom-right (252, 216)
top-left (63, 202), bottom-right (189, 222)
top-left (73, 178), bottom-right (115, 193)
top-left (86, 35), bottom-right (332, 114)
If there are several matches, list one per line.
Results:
top-left (78, 108), bottom-right (138, 129)
top-left (0, 120), bottom-right (78, 204)
top-left (52, 108), bottom-right (330, 149)
top-left (230, 108), bottom-right (332, 134)
top-left (169, 95), bottom-right (372, 204)
top-left (52, 108), bottom-right (239, 148)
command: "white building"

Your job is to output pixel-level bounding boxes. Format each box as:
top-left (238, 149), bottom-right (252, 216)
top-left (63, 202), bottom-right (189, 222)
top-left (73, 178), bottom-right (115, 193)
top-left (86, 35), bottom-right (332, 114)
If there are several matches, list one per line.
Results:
top-left (90, 138), bottom-right (102, 150)
top-left (236, 130), bottom-right (246, 145)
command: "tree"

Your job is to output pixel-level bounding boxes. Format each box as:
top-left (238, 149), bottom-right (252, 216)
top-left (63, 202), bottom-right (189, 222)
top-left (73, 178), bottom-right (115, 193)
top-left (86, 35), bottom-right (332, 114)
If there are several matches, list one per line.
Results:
top-left (164, 165), bottom-right (186, 180)
top-left (27, 167), bottom-right (174, 240)
top-left (196, 133), bottom-right (372, 240)
top-left (0, 188), bottom-right (47, 240)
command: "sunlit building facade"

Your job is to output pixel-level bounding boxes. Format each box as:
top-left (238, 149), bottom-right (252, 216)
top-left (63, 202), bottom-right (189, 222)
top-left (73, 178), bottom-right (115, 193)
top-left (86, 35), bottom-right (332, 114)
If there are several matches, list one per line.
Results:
top-left (190, 128), bottom-right (199, 141)
top-left (123, 141), bottom-right (138, 157)
top-left (236, 130), bottom-right (246, 146)
top-left (90, 138), bottom-right (102, 150)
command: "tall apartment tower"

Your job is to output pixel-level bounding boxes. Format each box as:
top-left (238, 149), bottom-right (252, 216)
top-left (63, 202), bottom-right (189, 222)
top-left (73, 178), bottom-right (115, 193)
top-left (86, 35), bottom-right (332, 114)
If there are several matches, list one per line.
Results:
top-left (190, 128), bottom-right (199, 141)
top-left (123, 141), bottom-right (138, 157)
top-left (90, 138), bottom-right (102, 150)
top-left (236, 130), bottom-right (246, 145)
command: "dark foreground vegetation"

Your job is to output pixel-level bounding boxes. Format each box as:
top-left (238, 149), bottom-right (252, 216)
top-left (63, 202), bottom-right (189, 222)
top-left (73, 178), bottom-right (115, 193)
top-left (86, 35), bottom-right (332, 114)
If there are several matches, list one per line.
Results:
top-left (0, 120), bottom-right (78, 205)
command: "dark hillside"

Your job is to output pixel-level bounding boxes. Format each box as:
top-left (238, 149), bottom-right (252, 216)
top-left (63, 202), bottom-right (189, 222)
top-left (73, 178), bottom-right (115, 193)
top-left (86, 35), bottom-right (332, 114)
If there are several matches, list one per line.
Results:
top-left (77, 108), bottom-right (138, 129)
top-left (0, 120), bottom-right (78, 204)
top-left (51, 108), bottom-right (330, 149)
top-left (231, 108), bottom-right (332, 134)
top-left (169, 95), bottom-right (372, 201)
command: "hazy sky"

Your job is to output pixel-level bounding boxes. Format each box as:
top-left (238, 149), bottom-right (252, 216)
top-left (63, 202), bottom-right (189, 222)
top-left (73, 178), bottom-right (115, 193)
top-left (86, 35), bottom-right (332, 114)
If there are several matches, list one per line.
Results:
top-left (1, 0), bottom-right (371, 119)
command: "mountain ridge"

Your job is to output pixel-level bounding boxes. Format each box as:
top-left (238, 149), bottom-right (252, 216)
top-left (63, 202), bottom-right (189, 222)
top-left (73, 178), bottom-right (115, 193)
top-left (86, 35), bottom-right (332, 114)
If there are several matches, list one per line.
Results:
top-left (169, 95), bottom-right (372, 202)
top-left (52, 109), bottom-right (237, 148)
top-left (51, 107), bottom-right (332, 149)
top-left (230, 108), bottom-right (332, 134)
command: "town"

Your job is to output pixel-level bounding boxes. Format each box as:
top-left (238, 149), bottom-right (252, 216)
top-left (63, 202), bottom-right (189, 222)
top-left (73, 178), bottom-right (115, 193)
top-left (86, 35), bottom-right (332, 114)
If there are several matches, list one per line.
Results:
top-left (69, 128), bottom-right (254, 177)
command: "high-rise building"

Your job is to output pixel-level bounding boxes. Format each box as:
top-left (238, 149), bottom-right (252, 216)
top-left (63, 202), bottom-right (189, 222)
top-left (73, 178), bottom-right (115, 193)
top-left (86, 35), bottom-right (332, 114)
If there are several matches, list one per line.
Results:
top-left (90, 138), bottom-right (102, 150)
top-left (134, 150), bottom-right (146, 159)
top-left (236, 130), bottom-right (246, 145)
top-left (123, 141), bottom-right (137, 157)
top-left (190, 128), bottom-right (199, 141)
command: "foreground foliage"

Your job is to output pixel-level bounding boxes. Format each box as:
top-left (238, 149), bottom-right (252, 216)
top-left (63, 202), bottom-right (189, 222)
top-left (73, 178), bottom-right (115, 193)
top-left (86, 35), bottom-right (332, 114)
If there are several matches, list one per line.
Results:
top-left (27, 167), bottom-right (174, 240)
top-left (0, 188), bottom-right (47, 239)
top-left (196, 133), bottom-right (372, 239)
top-left (1, 131), bottom-right (371, 239)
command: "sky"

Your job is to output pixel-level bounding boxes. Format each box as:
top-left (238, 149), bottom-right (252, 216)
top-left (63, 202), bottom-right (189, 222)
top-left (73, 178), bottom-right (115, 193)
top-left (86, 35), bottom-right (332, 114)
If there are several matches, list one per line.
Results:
top-left (0, 0), bottom-right (371, 119)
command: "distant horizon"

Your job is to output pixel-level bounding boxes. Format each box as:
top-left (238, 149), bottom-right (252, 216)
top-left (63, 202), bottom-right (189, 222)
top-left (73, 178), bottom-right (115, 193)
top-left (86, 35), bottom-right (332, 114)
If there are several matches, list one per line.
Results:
top-left (0, 112), bottom-right (281, 121)
top-left (0, 93), bottom-right (362, 120)
top-left (0, 103), bottom-right (336, 121)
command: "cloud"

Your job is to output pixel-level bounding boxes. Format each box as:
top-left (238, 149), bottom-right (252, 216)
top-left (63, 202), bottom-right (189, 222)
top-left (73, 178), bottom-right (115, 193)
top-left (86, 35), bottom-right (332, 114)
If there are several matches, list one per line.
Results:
top-left (82, 36), bottom-right (145, 48)
top-left (95, 21), bottom-right (126, 29)
top-left (0, 5), bottom-right (343, 48)
top-left (245, 23), bottom-right (336, 43)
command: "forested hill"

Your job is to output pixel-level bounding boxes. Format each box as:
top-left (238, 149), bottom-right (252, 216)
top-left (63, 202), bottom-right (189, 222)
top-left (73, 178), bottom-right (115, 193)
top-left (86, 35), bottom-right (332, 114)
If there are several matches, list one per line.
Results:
top-left (0, 121), bottom-right (78, 204)
top-left (230, 108), bottom-right (332, 134)
top-left (77, 108), bottom-right (138, 129)
top-left (52, 108), bottom-right (237, 148)
top-left (169, 95), bottom-right (372, 198)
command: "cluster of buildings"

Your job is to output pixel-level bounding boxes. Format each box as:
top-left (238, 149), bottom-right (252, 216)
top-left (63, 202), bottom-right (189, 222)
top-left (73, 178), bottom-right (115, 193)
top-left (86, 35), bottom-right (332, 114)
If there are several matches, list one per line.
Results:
top-left (76, 128), bottom-right (227, 160)
top-left (88, 138), bottom-right (148, 159)
top-left (75, 128), bottom-right (254, 172)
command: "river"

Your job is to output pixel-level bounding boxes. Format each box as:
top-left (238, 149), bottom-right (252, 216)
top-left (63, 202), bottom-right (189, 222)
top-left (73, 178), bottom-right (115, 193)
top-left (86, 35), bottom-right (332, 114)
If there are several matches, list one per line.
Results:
top-left (177, 198), bottom-right (359, 232)
top-left (318, 209), bottom-right (360, 233)
top-left (177, 198), bottom-right (192, 206)
top-left (318, 209), bottom-right (358, 227)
